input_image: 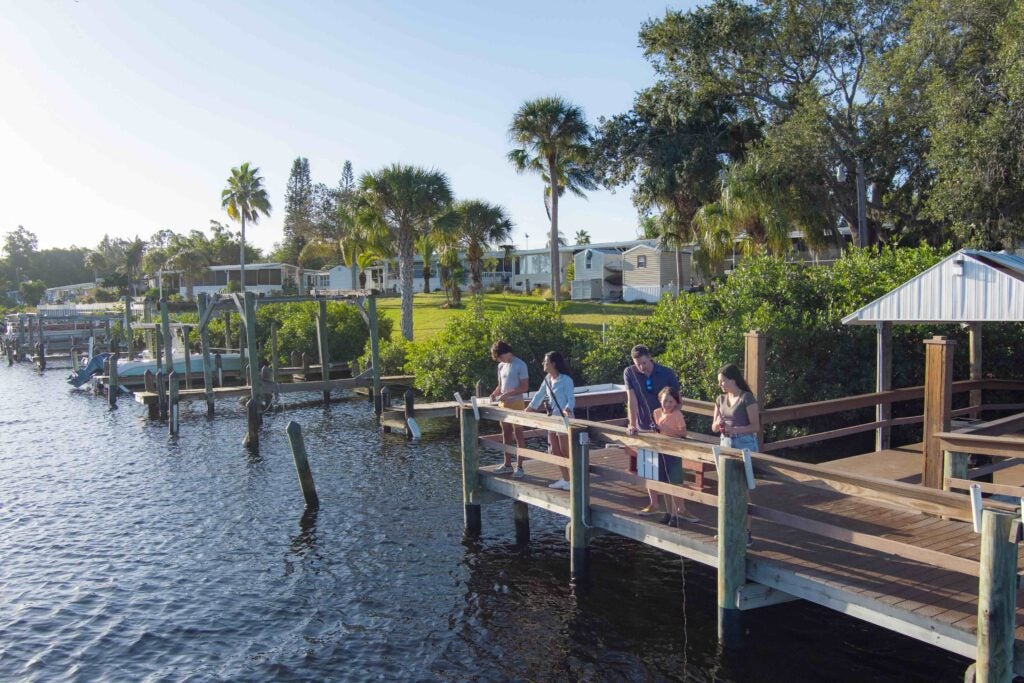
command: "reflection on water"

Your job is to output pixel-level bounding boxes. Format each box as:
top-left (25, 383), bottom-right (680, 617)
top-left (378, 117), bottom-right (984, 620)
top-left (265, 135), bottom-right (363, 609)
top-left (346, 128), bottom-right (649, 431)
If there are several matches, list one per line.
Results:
top-left (0, 364), bottom-right (967, 681)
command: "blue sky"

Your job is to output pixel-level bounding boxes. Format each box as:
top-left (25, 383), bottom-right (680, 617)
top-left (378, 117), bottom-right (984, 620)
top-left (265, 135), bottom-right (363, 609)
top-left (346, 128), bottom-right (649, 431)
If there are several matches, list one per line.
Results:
top-left (0, 1), bottom-right (695, 255)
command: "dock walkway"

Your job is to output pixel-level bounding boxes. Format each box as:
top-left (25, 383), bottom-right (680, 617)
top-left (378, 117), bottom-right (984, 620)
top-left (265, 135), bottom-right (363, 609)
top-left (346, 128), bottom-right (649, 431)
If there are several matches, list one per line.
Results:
top-left (480, 446), bottom-right (1014, 661)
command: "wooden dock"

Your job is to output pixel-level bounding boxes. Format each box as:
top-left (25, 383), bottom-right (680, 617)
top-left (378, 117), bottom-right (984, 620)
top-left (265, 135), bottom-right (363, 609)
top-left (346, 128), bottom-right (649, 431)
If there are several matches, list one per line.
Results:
top-left (457, 403), bottom-right (1024, 680)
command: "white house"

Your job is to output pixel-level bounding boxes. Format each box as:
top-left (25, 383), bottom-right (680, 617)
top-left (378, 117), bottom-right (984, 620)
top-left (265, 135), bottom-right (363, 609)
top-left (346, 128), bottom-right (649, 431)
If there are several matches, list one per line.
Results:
top-left (621, 244), bottom-right (693, 302)
top-left (44, 282), bottom-right (99, 304)
top-left (571, 249), bottom-right (623, 300)
top-left (155, 263), bottom-right (301, 298)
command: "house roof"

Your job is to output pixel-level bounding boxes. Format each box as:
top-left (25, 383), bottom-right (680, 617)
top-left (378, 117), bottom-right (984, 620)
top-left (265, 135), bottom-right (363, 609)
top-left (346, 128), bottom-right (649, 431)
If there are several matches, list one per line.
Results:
top-left (841, 249), bottom-right (1024, 325)
top-left (622, 243), bottom-right (693, 256)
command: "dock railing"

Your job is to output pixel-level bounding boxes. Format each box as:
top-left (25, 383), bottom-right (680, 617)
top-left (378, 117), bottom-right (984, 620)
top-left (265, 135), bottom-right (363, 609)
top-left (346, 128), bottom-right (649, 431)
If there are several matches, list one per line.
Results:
top-left (758, 378), bottom-right (1024, 453)
top-left (463, 403), bottom-right (1024, 676)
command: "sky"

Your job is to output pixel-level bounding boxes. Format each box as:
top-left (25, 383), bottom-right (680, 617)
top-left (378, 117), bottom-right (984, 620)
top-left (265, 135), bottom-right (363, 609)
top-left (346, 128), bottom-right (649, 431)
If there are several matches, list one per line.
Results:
top-left (0, 1), bottom-right (696, 256)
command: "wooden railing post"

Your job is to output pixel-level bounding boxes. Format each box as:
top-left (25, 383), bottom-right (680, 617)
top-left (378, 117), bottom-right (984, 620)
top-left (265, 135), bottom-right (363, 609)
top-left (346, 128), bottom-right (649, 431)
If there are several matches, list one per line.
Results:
top-left (876, 321), bottom-right (893, 450)
top-left (744, 331), bottom-right (766, 444)
top-left (460, 405), bottom-right (481, 534)
top-left (923, 336), bottom-right (955, 489)
top-left (969, 323), bottom-right (983, 420)
top-left (569, 426), bottom-right (591, 580)
top-left (943, 450), bottom-right (969, 492)
top-left (975, 510), bottom-right (1018, 682)
top-left (717, 454), bottom-right (749, 649)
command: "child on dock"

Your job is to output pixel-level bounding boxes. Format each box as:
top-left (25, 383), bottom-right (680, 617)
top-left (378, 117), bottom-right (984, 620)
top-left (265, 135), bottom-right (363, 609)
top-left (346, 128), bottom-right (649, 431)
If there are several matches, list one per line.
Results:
top-left (653, 387), bottom-right (699, 526)
top-left (525, 351), bottom-right (575, 490)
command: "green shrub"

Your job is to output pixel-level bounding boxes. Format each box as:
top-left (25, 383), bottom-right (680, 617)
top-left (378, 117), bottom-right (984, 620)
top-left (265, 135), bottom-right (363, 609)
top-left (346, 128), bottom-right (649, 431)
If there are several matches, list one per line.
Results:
top-left (256, 301), bottom-right (393, 365)
top-left (406, 305), bottom-right (594, 400)
top-left (359, 337), bottom-right (410, 375)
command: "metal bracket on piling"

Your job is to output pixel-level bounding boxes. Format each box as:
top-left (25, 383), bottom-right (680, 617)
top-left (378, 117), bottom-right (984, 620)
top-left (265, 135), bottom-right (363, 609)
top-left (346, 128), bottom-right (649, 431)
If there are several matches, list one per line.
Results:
top-left (971, 483), bottom-right (983, 533)
top-left (470, 396), bottom-right (480, 421)
top-left (742, 449), bottom-right (756, 490)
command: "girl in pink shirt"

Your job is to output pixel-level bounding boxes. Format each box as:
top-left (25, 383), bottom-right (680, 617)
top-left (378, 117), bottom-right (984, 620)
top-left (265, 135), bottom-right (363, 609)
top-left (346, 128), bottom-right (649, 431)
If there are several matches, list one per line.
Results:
top-left (654, 387), bottom-right (699, 525)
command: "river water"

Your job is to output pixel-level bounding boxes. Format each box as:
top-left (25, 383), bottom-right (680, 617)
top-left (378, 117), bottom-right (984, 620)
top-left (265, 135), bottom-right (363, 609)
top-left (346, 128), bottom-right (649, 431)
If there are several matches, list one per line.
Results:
top-left (0, 364), bottom-right (969, 681)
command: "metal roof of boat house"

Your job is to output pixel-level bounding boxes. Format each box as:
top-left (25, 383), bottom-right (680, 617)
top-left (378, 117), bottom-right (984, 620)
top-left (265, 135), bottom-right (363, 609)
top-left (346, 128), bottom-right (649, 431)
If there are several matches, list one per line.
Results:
top-left (841, 249), bottom-right (1024, 325)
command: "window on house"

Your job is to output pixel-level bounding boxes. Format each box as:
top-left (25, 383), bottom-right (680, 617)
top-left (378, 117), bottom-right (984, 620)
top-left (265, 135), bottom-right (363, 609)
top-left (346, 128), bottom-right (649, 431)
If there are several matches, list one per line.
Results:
top-left (637, 255), bottom-right (647, 268)
top-left (585, 252), bottom-right (593, 270)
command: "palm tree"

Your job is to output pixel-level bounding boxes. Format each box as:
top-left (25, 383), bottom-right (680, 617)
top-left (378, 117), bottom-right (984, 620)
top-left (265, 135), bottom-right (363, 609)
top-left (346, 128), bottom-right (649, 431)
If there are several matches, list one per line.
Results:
top-left (165, 233), bottom-right (212, 301)
top-left (454, 200), bottom-right (514, 296)
top-left (357, 164), bottom-right (453, 340)
top-left (117, 237), bottom-right (146, 296)
top-left (508, 96), bottom-right (594, 301)
top-left (142, 246), bottom-right (170, 299)
top-left (415, 233), bottom-right (435, 295)
top-left (221, 162), bottom-right (271, 292)
top-left (574, 229), bottom-right (591, 245)
top-left (692, 159), bottom-right (836, 275)
top-left (545, 230), bottom-right (567, 249)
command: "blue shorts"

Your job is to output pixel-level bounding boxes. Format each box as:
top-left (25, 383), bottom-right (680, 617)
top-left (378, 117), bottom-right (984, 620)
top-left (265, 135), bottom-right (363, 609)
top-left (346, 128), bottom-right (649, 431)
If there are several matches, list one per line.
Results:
top-left (720, 434), bottom-right (759, 452)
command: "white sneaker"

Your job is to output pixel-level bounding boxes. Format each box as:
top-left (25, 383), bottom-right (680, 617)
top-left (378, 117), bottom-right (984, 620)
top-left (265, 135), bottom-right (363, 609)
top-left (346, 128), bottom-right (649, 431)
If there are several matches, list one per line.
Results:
top-left (492, 464), bottom-right (514, 474)
top-left (512, 467), bottom-right (525, 479)
top-left (548, 479), bottom-right (570, 490)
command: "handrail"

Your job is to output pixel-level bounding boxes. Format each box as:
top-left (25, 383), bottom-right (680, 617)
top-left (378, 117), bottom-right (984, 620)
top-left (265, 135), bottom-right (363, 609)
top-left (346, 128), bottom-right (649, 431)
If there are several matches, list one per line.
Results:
top-left (935, 431), bottom-right (1024, 459)
top-left (759, 379), bottom-right (987, 425)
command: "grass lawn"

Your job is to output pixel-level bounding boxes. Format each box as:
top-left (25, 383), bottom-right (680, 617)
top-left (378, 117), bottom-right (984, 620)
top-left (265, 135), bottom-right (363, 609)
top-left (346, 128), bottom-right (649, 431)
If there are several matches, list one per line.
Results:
top-left (375, 292), bottom-right (653, 340)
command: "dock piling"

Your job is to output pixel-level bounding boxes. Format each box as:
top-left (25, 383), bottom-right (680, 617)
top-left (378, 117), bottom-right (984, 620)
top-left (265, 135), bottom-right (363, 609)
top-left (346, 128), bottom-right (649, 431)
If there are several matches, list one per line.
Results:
top-left (459, 406), bottom-right (481, 535)
top-left (214, 352), bottom-right (223, 388)
top-left (160, 299), bottom-right (173, 373)
top-left (197, 293), bottom-right (215, 416)
top-left (717, 454), bottom-right (749, 649)
top-left (168, 370), bottom-right (179, 435)
top-left (107, 353), bottom-right (117, 408)
top-left (404, 390), bottom-right (415, 440)
top-left (513, 501), bottom-right (530, 544)
top-left (182, 325), bottom-right (193, 390)
top-left (285, 421), bottom-right (320, 509)
top-left (975, 510), bottom-right (1018, 682)
top-left (144, 370), bottom-right (158, 419)
top-left (367, 294), bottom-right (382, 413)
top-left (243, 291), bottom-right (261, 448)
top-left (380, 387), bottom-right (391, 431)
top-left (569, 427), bottom-right (591, 580)
top-left (156, 370), bottom-right (167, 420)
top-left (35, 341), bottom-right (45, 370)
top-left (316, 299), bottom-right (331, 402)
top-left (270, 322), bottom-right (279, 406)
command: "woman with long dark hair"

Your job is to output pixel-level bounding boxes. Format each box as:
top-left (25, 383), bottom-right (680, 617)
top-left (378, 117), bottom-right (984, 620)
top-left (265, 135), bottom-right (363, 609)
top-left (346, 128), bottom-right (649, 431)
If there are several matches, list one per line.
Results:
top-left (711, 363), bottom-right (760, 452)
top-left (525, 351), bottom-right (575, 490)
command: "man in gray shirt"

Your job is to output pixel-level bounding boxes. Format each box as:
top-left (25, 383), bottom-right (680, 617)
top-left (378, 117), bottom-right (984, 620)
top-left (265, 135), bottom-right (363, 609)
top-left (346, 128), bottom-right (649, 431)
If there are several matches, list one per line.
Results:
top-left (489, 340), bottom-right (529, 477)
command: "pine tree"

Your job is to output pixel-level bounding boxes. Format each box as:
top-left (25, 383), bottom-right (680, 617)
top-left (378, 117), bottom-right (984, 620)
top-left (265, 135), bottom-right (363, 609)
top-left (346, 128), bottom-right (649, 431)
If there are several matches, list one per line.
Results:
top-left (282, 157), bottom-right (314, 263)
